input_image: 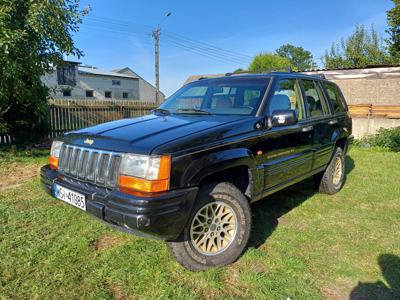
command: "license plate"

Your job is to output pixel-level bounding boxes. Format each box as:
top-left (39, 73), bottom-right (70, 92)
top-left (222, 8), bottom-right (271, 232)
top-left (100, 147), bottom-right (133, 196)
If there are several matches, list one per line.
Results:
top-left (53, 184), bottom-right (86, 211)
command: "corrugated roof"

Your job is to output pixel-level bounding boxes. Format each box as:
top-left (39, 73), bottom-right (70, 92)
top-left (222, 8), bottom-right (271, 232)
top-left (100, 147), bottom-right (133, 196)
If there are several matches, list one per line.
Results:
top-left (78, 66), bottom-right (139, 79)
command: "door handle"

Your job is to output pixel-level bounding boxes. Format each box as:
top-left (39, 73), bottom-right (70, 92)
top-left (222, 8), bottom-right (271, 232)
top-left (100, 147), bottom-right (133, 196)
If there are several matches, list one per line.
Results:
top-left (328, 120), bottom-right (338, 125)
top-left (302, 125), bottom-right (314, 132)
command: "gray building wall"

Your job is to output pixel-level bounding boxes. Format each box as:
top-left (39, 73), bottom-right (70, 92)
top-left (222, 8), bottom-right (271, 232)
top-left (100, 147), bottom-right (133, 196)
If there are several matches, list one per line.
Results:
top-left (113, 67), bottom-right (165, 103)
top-left (42, 68), bottom-right (143, 100)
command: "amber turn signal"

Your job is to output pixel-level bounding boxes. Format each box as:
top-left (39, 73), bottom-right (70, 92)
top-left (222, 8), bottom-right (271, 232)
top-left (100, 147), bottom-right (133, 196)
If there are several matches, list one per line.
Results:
top-left (118, 155), bottom-right (171, 194)
top-left (49, 156), bottom-right (59, 170)
top-left (118, 176), bottom-right (169, 194)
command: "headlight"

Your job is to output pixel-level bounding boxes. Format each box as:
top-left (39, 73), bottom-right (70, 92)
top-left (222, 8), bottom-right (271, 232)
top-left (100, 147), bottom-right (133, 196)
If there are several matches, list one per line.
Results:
top-left (49, 141), bottom-right (64, 169)
top-left (118, 154), bottom-right (171, 194)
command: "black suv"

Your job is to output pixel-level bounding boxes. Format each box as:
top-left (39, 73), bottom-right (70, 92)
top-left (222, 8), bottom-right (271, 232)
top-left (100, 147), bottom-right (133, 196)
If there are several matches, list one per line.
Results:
top-left (41, 73), bottom-right (353, 270)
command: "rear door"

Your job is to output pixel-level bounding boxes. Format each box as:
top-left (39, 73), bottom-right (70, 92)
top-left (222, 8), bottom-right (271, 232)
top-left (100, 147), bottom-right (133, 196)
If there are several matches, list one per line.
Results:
top-left (299, 79), bottom-right (334, 170)
top-left (259, 78), bottom-right (314, 191)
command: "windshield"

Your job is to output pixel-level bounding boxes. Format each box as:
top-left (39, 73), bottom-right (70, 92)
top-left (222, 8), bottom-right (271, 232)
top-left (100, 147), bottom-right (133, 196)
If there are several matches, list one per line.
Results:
top-left (160, 77), bottom-right (270, 116)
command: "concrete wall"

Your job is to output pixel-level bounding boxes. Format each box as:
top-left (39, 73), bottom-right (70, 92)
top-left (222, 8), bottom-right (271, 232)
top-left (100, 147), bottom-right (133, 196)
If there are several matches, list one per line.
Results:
top-left (352, 118), bottom-right (400, 138)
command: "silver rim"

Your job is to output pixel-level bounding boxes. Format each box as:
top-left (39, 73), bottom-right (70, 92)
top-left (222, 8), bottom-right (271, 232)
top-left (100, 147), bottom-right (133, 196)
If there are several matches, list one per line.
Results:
top-left (332, 156), bottom-right (343, 186)
top-left (190, 201), bottom-right (238, 256)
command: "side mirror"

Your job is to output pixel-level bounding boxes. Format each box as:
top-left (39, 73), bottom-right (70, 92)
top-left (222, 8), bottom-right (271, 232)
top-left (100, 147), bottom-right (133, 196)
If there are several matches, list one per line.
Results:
top-left (270, 109), bottom-right (298, 127)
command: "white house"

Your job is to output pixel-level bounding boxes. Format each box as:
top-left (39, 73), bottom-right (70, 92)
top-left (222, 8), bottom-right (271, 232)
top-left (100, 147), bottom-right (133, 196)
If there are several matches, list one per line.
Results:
top-left (42, 61), bottom-right (164, 102)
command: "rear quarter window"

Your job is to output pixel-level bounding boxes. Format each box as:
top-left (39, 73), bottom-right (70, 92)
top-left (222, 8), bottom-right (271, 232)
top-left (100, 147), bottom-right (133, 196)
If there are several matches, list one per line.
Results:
top-left (322, 82), bottom-right (346, 113)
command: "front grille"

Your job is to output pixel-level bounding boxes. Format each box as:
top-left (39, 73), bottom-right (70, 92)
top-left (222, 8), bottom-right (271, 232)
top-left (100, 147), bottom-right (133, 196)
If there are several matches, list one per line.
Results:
top-left (58, 144), bottom-right (122, 188)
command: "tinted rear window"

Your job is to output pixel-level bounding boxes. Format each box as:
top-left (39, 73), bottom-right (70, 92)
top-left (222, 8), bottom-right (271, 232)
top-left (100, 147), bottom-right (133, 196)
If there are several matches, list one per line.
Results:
top-left (322, 82), bottom-right (346, 113)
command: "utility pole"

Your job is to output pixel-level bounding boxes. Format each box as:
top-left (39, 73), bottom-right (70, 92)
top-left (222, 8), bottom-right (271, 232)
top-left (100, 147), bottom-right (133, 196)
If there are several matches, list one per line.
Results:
top-left (152, 29), bottom-right (160, 104)
top-left (152, 12), bottom-right (171, 105)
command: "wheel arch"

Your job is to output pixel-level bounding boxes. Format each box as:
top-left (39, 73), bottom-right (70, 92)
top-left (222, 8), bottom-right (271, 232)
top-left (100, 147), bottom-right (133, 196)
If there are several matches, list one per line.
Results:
top-left (186, 148), bottom-right (259, 200)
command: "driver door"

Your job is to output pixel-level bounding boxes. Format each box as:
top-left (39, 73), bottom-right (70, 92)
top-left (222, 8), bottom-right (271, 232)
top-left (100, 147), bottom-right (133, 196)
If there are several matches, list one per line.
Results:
top-left (258, 78), bottom-right (314, 192)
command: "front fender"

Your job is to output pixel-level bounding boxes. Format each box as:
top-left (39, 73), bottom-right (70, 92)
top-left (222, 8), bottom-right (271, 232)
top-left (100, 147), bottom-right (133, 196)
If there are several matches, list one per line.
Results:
top-left (184, 148), bottom-right (258, 187)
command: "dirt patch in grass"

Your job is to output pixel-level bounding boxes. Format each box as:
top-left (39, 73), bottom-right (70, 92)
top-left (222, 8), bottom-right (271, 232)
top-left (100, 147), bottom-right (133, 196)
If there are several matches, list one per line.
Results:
top-left (0, 162), bottom-right (42, 190)
top-left (322, 287), bottom-right (347, 300)
top-left (109, 284), bottom-right (131, 300)
top-left (90, 234), bottom-right (125, 251)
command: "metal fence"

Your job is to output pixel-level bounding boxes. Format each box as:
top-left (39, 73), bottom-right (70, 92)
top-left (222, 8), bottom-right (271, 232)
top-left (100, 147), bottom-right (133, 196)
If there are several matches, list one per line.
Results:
top-left (0, 99), bottom-right (157, 145)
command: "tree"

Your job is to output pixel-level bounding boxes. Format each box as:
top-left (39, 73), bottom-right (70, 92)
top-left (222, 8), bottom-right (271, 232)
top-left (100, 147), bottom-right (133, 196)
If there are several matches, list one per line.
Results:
top-left (248, 53), bottom-right (292, 73)
top-left (276, 44), bottom-right (316, 70)
top-left (386, 0), bottom-right (400, 61)
top-left (323, 25), bottom-right (391, 69)
top-left (0, 0), bottom-right (89, 143)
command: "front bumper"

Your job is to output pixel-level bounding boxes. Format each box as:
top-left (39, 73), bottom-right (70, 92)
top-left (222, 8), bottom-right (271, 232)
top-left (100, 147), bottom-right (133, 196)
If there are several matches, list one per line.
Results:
top-left (40, 165), bottom-right (198, 240)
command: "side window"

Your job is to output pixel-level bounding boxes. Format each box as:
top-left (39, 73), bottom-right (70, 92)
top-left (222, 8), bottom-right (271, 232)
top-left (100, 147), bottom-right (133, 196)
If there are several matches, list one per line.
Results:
top-left (269, 79), bottom-right (304, 120)
top-left (322, 82), bottom-right (345, 113)
top-left (301, 80), bottom-right (327, 118)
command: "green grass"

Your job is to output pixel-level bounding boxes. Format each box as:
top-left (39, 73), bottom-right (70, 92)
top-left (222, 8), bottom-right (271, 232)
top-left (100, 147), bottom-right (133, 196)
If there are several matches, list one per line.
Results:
top-left (0, 147), bottom-right (399, 299)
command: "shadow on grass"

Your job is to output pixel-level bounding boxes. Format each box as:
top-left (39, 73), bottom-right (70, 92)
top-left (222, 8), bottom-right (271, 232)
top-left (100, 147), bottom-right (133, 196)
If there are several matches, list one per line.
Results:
top-left (248, 155), bottom-right (355, 249)
top-left (350, 254), bottom-right (400, 299)
top-left (249, 178), bottom-right (316, 248)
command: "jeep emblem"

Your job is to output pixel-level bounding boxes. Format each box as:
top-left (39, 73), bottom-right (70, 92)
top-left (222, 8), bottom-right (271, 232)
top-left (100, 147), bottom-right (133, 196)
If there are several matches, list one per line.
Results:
top-left (84, 138), bottom-right (94, 145)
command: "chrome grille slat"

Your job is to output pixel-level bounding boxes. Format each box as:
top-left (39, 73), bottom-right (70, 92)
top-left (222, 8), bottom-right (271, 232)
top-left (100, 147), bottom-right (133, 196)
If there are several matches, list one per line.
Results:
top-left (58, 144), bottom-right (122, 188)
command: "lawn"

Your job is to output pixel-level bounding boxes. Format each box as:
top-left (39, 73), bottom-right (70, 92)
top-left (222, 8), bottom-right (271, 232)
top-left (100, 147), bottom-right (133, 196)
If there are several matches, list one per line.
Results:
top-left (0, 147), bottom-right (399, 299)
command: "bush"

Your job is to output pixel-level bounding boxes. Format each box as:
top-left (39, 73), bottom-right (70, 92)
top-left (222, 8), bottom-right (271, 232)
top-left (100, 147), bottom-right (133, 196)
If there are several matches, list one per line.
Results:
top-left (358, 127), bottom-right (400, 152)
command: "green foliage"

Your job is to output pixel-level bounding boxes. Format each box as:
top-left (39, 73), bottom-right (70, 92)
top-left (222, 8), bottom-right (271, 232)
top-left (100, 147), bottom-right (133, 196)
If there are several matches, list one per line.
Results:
top-left (323, 25), bottom-right (392, 69)
top-left (233, 68), bottom-right (245, 73)
top-left (276, 44), bottom-right (316, 71)
top-left (386, 0), bottom-right (400, 61)
top-left (248, 53), bottom-right (293, 73)
top-left (0, 0), bottom-right (88, 143)
top-left (359, 126), bottom-right (400, 152)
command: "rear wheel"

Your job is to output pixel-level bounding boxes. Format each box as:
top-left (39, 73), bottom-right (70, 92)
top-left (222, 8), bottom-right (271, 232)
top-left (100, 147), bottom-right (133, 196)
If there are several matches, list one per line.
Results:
top-left (315, 147), bottom-right (345, 195)
top-left (166, 182), bottom-right (251, 271)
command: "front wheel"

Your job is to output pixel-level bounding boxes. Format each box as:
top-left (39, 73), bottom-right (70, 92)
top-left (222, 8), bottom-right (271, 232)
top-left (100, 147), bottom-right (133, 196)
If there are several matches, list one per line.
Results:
top-left (315, 147), bottom-right (345, 195)
top-left (166, 182), bottom-right (252, 271)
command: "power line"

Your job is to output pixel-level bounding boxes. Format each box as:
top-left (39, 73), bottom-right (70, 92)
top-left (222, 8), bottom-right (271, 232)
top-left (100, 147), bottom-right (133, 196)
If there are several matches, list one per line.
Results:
top-left (81, 15), bottom-right (251, 66)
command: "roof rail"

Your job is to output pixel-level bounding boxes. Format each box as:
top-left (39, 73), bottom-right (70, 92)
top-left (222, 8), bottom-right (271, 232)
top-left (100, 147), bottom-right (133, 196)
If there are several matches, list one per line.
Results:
top-left (225, 66), bottom-right (294, 76)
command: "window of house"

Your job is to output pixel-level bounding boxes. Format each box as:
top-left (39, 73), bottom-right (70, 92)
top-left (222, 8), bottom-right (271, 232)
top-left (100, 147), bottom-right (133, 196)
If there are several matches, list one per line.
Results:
top-left (269, 79), bottom-right (304, 119)
top-left (62, 89), bottom-right (71, 97)
top-left (123, 92), bottom-right (129, 99)
top-left (86, 90), bottom-right (94, 97)
top-left (105, 91), bottom-right (112, 98)
top-left (112, 80), bottom-right (121, 86)
top-left (301, 80), bottom-right (327, 118)
top-left (321, 82), bottom-right (346, 113)
top-left (57, 65), bottom-right (77, 86)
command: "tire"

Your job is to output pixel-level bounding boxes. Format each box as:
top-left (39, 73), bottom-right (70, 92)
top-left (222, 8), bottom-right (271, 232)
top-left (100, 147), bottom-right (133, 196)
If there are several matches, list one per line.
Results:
top-left (315, 147), bottom-right (345, 195)
top-left (166, 182), bottom-right (252, 271)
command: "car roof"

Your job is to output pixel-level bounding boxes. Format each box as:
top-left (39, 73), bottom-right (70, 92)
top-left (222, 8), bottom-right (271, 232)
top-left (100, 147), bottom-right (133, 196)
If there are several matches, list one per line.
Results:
top-left (194, 72), bottom-right (326, 83)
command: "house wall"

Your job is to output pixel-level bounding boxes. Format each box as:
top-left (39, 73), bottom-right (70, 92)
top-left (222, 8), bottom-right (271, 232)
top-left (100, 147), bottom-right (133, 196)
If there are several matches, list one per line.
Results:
top-left (138, 78), bottom-right (162, 102)
top-left (42, 70), bottom-right (140, 100)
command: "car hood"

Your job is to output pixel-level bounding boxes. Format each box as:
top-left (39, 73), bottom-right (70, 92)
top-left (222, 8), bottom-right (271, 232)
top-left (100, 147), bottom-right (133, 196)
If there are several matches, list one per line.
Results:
top-left (62, 113), bottom-right (256, 155)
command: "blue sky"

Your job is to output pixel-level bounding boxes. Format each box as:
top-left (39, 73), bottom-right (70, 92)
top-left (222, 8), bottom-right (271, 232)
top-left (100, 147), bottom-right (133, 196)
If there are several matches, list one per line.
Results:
top-left (73, 0), bottom-right (395, 96)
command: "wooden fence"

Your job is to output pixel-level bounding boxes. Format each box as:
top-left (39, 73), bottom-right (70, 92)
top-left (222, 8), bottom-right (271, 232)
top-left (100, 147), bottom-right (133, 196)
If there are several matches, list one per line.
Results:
top-left (0, 99), bottom-right (157, 145)
top-left (348, 104), bottom-right (400, 119)
top-left (2, 100), bottom-right (399, 145)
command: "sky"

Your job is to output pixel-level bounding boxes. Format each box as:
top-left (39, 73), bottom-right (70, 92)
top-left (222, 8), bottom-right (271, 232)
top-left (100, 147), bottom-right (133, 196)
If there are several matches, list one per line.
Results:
top-left (73, 0), bottom-right (395, 96)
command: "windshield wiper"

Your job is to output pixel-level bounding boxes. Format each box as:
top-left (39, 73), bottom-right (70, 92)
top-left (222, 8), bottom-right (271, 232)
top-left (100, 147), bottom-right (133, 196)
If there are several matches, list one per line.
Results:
top-left (152, 108), bottom-right (170, 115)
top-left (175, 108), bottom-right (212, 115)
